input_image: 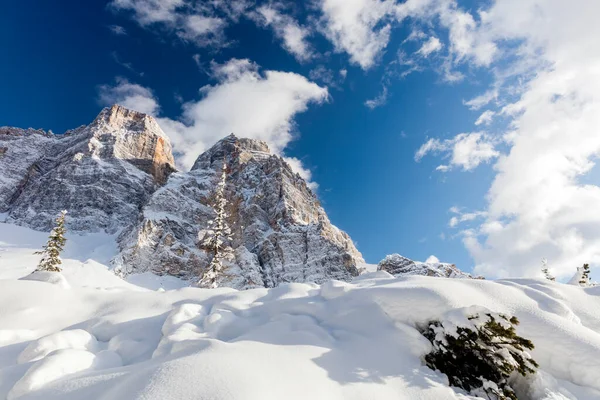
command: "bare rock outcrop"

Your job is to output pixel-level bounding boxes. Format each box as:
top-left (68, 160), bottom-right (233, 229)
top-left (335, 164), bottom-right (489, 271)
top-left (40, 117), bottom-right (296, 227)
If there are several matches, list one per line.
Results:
top-left (117, 134), bottom-right (365, 288)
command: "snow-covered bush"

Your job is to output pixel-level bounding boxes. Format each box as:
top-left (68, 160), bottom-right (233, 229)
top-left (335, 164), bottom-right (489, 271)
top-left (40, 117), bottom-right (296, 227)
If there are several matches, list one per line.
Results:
top-left (34, 210), bottom-right (67, 272)
top-left (420, 308), bottom-right (538, 400)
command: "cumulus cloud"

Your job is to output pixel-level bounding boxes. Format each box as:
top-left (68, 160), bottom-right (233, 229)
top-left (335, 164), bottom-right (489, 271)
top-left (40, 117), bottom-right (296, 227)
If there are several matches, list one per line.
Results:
top-left (98, 59), bottom-right (328, 192)
top-left (425, 255), bottom-right (440, 263)
top-left (251, 5), bottom-right (313, 62)
top-left (98, 78), bottom-right (159, 115)
top-left (415, 132), bottom-right (499, 171)
top-left (464, 89), bottom-right (498, 110)
top-left (474, 110), bottom-right (495, 126)
top-left (416, 0), bottom-right (600, 279)
top-left (109, 0), bottom-right (228, 46)
top-left (318, 0), bottom-right (396, 70)
top-left (416, 36), bottom-right (442, 57)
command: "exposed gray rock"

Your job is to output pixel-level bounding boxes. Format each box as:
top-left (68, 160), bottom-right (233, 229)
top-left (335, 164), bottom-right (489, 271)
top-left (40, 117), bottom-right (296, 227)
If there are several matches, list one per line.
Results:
top-left (1, 105), bottom-right (176, 233)
top-left (117, 134), bottom-right (365, 288)
top-left (377, 253), bottom-right (481, 279)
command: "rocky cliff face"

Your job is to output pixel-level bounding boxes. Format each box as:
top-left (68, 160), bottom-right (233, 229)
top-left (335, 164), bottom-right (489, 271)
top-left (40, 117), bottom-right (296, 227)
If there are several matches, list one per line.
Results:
top-left (1, 106), bottom-right (364, 289)
top-left (117, 134), bottom-right (364, 289)
top-left (0, 105), bottom-right (176, 233)
top-left (377, 253), bottom-right (481, 279)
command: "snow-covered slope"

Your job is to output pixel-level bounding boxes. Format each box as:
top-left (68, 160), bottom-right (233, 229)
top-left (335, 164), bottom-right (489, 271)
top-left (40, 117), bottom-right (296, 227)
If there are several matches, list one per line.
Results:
top-left (1, 254), bottom-right (599, 399)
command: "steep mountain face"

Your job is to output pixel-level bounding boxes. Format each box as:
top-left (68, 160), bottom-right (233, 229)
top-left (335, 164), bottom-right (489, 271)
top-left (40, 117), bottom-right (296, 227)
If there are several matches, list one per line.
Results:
top-left (117, 134), bottom-right (364, 288)
top-left (377, 254), bottom-right (481, 279)
top-left (0, 105), bottom-right (176, 233)
top-left (1, 106), bottom-right (363, 289)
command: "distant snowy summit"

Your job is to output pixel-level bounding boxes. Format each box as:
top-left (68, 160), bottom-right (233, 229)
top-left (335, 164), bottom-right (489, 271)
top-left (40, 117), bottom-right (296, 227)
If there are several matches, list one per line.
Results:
top-left (377, 253), bottom-right (482, 279)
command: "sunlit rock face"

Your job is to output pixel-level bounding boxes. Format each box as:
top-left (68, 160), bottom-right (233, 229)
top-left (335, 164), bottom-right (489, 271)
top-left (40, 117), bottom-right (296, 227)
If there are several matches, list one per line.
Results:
top-left (118, 134), bottom-right (364, 289)
top-left (0, 105), bottom-right (176, 233)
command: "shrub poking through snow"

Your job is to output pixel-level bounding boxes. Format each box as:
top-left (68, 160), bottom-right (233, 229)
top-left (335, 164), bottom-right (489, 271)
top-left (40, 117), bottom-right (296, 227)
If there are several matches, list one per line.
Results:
top-left (421, 308), bottom-right (538, 400)
top-left (34, 210), bottom-right (67, 272)
top-left (199, 162), bottom-right (234, 288)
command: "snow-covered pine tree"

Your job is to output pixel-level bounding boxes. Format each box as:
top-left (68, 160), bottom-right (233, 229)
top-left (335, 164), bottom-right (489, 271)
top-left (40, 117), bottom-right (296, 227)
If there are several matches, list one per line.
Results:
top-left (541, 258), bottom-right (555, 281)
top-left (34, 210), bottom-right (67, 272)
top-left (579, 263), bottom-right (591, 286)
top-left (198, 162), bottom-right (234, 288)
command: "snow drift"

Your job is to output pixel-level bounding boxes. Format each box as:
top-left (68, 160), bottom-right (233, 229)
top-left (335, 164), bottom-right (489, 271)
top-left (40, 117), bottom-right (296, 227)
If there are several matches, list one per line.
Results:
top-left (1, 257), bottom-right (600, 399)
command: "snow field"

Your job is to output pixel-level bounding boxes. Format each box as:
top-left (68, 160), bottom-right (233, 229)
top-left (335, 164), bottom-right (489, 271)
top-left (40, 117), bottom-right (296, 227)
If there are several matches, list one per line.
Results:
top-left (0, 271), bottom-right (599, 399)
top-left (1, 222), bottom-right (600, 399)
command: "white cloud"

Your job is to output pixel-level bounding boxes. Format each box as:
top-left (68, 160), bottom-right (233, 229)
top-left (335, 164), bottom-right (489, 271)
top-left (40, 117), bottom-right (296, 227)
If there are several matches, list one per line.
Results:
top-left (474, 110), bottom-right (495, 126)
top-left (416, 36), bottom-right (442, 57)
top-left (414, 0), bottom-right (600, 279)
top-left (108, 25), bottom-right (127, 35)
top-left (448, 208), bottom-right (487, 227)
top-left (464, 89), bottom-right (498, 110)
top-left (318, 0), bottom-right (396, 69)
top-left (309, 65), bottom-right (345, 89)
top-left (109, 0), bottom-right (227, 46)
top-left (98, 78), bottom-right (159, 115)
top-left (110, 0), bottom-right (184, 25)
top-left (252, 5), bottom-right (313, 62)
top-left (364, 86), bottom-right (389, 110)
top-left (100, 59), bottom-right (328, 183)
top-left (415, 132), bottom-right (499, 171)
top-left (425, 255), bottom-right (440, 263)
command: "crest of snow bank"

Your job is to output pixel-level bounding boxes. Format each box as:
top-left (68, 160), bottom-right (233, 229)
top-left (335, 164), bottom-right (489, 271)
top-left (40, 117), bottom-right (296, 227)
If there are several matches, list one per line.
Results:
top-left (1, 268), bottom-right (599, 399)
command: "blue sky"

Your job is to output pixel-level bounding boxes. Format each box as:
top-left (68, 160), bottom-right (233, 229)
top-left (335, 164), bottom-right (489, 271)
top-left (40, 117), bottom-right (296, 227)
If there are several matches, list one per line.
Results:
top-left (1, 0), bottom-right (598, 279)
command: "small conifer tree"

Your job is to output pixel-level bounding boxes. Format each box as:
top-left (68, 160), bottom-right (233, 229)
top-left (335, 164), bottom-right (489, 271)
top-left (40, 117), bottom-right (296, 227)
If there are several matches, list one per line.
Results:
top-left (541, 258), bottom-right (555, 281)
top-left (199, 163), bottom-right (234, 288)
top-left (421, 311), bottom-right (538, 400)
top-left (35, 210), bottom-right (68, 272)
top-left (579, 263), bottom-right (591, 286)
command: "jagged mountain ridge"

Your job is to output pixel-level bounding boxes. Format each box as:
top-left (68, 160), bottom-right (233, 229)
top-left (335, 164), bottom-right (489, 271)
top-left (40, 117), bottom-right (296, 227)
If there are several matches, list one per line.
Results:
top-left (0, 106), bottom-right (364, 288)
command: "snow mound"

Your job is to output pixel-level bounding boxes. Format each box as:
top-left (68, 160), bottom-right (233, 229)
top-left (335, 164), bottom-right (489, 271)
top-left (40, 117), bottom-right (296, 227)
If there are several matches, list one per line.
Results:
top-left (19, 272), bottom-right (70, 289)
top-left (1, 269), bottom-right (600, 399)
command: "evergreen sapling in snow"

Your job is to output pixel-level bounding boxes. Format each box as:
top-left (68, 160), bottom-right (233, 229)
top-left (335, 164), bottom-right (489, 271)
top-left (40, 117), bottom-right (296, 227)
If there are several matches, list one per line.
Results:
top-left (541, 258), bottom-right (555, 281)
top-left (421, 310), bottom-right (538, 400)
top-left (199, 163), bottom-right (234, 288)
top-left (579, 263), bottom-right (591, 285)
top-left (34, 210), bottom-right (67, 272)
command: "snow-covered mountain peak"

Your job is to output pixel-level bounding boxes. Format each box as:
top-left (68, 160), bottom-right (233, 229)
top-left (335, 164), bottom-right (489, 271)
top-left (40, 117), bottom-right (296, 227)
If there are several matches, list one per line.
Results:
top-left (191, 133), bottom-right (272, 171)
top-left (90, 104), bottom-right (166, 138)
